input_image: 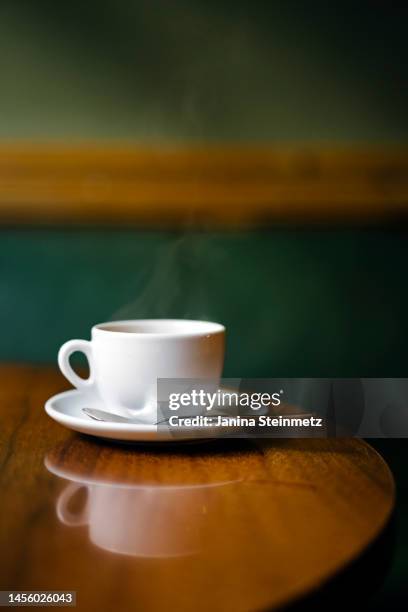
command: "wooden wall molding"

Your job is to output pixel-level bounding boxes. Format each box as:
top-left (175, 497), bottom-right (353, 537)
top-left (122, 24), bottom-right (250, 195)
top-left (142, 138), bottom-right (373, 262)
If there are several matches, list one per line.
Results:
top-left (0, 145), bottom-right (408, 225)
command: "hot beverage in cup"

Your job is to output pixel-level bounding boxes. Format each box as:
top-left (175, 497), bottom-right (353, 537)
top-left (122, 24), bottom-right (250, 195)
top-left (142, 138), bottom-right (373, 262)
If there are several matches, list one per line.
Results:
top-left (58, 319), bottom-right (225, 421)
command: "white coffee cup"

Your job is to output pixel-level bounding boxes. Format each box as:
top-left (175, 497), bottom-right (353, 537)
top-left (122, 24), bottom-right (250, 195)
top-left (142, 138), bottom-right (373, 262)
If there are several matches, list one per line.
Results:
top-left (58, 319), bottom-right (225, 419)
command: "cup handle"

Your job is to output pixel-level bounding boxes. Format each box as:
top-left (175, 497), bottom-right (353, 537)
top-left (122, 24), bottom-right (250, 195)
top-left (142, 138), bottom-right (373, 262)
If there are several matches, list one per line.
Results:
top-left (58, 339), bottom-right (94, 391)
top-left (56, 483), bottom-right (89, 527)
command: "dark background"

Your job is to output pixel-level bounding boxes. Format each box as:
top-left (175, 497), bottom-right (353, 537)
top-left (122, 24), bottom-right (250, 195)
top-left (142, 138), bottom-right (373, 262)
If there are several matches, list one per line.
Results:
top-left (0, 1), bottom-right (407, 141)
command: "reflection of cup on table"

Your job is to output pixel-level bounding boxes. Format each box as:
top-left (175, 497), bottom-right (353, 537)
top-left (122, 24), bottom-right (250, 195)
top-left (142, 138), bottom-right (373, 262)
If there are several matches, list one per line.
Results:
top-left (45, 441), bottom-right (242, 559)
top-left (58, 319), bottom-right (225, 422)
top-left (56, 480), bottom-right (217, 558)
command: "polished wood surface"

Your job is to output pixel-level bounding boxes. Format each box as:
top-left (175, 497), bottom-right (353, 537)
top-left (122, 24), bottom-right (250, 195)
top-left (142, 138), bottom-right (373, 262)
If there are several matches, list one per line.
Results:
top-left (0, 364), bottom-right (395, 611)
top-left (0, 146), bottom-right (408, 225)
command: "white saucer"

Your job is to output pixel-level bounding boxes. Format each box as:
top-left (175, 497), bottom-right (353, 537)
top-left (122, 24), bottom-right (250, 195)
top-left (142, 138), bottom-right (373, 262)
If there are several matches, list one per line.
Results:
top-left (45, 389), bottom-right (228, 443)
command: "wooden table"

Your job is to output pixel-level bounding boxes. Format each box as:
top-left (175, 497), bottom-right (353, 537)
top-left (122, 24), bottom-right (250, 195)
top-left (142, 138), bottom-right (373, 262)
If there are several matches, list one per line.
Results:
top-left (0, 365), bottom-right (395, 611)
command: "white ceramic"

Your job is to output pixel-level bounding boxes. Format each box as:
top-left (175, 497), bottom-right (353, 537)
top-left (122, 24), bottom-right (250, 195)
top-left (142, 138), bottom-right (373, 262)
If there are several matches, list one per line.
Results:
top-left (58, 319), bottom-right (225, 421)
top-left (45, 388), bottom-right (228, 442)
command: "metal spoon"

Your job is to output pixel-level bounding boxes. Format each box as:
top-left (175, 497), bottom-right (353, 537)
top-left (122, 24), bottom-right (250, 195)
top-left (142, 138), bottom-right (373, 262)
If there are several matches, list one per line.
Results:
top-left (82, 407), bottom-right (163, 425)
top-left (82, 407), bottom-right (229, 425)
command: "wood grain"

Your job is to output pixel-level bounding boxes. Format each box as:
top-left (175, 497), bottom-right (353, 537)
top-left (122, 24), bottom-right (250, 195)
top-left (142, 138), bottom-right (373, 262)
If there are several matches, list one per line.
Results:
top-left (0, 145), bottom-right (408, 225)
top-left (0, 364), bottom-right (395, 611)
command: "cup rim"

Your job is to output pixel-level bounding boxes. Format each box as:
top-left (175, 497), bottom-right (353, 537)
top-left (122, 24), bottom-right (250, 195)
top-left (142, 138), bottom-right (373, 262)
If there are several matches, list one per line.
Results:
top-left (92, 319), bottom-right (225, 339)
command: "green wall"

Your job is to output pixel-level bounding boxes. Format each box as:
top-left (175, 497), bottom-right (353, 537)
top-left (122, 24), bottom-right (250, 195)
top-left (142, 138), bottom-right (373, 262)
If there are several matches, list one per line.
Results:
top-left (0, 1), bottom-right (407, 141)
top-left (1, 228), bottom-right (407, 376)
